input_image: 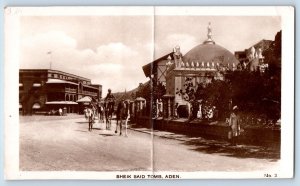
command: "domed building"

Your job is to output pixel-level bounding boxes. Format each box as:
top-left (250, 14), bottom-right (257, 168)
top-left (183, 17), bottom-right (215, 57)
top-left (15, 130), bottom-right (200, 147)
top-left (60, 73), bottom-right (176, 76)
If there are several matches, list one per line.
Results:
top-left (163, 23), bottom-right (240, 118)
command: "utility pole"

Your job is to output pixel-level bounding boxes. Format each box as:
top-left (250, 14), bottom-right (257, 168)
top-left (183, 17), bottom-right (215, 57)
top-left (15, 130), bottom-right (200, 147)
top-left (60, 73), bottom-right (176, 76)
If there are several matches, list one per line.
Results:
top-left (47, 51), bottom-right (52, 69)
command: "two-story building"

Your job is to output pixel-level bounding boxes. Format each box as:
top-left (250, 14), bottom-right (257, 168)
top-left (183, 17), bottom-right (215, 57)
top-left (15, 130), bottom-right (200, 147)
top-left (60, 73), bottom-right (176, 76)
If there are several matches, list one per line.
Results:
top-left (19, 69), bottom-right (102, 115)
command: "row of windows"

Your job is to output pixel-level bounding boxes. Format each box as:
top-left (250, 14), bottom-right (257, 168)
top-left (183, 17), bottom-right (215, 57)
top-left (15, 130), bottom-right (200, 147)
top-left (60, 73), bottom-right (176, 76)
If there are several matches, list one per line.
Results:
top-left (66, 94), bottom-right (77, 102)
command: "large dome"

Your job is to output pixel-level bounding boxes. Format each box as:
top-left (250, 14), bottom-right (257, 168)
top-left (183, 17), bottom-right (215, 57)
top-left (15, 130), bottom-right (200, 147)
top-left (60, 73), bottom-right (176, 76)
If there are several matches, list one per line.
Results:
top-left (183, 43), bottom-right (239, 70)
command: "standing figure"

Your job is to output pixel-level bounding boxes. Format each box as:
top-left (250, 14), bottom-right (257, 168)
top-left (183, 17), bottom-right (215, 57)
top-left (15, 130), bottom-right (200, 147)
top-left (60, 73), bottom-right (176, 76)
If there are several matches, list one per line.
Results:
top-left (83, 107), bottom-right (88, 120)
top-left (91, 104), bottom-right (96, 123)
top-left (115, 100), bottom-right (130, 137)
top-left (228, 106), bottom-right (241, 146)
top-left (174, 103), bottom-right (179, 118)
top-left (157, 99), bottom-right (163, 117)
top-left (197, 103), bottom-right (202, 119)
top-left (173, 45), bottom-right (183, 68)
top-left (98, 103), bottom-right (104, 123)
top-left (116, 100), bottom-right (122, 132)
top-left (58, 108), bottom-right (63, 116)
top-left (86, 106), bottom-right (93, 131)
top-left (104, 88), bottom-right (115, 130)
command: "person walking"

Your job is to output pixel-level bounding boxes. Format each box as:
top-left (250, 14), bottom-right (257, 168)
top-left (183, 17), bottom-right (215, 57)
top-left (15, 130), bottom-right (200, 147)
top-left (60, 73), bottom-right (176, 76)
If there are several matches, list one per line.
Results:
top-left (228, 106), bottom-right (240, 146)
top-left (58, 108), bottom-right (63, 116)
top-left (98, 102), bottom-right (104, 123)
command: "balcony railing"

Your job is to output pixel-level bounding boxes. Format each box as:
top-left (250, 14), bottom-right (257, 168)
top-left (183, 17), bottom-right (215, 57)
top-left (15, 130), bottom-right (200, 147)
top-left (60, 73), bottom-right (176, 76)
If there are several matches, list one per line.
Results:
top-left (65, 87), bottom-right (77, 93)
top-left (83, 91), bottom-right (97, 97)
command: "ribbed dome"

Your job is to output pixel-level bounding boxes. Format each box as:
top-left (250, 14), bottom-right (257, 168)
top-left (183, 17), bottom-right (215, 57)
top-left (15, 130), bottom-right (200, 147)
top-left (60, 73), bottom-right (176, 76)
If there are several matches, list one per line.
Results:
top-left (183, 43), bottom-right (239, 70)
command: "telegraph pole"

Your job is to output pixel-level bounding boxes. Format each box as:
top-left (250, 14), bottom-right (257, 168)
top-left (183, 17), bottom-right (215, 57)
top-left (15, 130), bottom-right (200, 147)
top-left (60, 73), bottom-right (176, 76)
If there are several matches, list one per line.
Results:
top-left (47, 51), bottom-right (52, 69)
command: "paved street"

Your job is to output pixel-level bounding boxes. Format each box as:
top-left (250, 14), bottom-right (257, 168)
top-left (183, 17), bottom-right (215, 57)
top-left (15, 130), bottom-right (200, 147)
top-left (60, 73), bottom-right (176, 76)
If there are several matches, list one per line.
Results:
top-left (20, 115), bottom-right (280, 172)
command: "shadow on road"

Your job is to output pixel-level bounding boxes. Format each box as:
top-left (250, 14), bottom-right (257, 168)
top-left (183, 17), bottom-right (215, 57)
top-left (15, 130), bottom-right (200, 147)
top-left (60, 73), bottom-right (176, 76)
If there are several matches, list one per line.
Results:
top-left (131, 125), bottom-right (281, 161)
top-left (99, 134), bottom-right (115, 137)
top-left (76, 121), bottom-right (88, 124)
top-left (182, 138), bottom-right (280, 161)
top-left (74, 130), bottom-right (88, 133)
top-left (90, 128), bottom-right (105, 131)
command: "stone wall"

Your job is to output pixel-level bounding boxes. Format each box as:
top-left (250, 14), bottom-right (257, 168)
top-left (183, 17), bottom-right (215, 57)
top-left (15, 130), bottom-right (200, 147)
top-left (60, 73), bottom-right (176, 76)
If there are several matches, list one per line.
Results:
top-left (134, 117), bottom-right (280, 146)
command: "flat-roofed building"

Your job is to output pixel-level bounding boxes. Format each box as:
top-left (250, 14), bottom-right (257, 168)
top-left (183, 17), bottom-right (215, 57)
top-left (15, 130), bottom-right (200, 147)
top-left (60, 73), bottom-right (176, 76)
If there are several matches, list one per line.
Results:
top-left (19, 69), bottom-right (102, 115)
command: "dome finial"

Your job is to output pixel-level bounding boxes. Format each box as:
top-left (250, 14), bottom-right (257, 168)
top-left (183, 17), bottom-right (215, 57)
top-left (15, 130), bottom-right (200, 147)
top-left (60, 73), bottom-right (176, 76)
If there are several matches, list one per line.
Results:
top-left (208, 22), bottom-right (212, 39)
top-left (203, 22), bottom-right (215, 44)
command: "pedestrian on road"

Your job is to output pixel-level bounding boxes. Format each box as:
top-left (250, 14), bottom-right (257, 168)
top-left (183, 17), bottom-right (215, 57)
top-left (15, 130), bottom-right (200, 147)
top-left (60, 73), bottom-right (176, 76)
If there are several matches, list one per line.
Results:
top-left (98, 103), bottom-right (104, 123)
top-left (59, 108), bottom-right (63, 116)
top-left (228, 105), bottom-right (240, 146)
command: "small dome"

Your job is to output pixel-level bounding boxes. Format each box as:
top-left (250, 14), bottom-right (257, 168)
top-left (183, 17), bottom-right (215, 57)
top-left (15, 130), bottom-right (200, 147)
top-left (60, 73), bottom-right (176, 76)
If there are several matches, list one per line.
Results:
top-left (183, 43), bottom-right (239, 70)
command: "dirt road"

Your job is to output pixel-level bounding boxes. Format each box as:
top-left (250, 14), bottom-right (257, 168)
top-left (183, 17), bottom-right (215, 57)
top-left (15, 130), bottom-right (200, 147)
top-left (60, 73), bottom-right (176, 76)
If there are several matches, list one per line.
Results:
top-left (20, 116), bottom-right (279, 172)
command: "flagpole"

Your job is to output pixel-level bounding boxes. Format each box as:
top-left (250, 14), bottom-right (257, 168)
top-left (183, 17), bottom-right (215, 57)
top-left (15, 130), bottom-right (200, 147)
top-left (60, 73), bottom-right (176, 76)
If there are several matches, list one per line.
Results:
top-left (47, 51), bottom-right (52, 70)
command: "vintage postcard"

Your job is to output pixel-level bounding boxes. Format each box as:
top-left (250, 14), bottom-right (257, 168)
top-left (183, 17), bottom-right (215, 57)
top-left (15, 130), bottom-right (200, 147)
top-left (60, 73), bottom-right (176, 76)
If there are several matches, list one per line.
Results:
top-left (4, 6), bottom-right (294, 179)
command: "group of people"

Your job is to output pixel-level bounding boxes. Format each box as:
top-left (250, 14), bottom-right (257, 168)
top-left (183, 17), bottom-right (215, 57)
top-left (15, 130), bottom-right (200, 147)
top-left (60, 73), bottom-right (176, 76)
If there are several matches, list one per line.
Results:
top-left (173, 100), bottom-right (217, 121)
top-left (190, 101), bottom-right (217, 121)
top-left (84, 88), bottom-right (130, 136)
top-left (84, 88), bottom-right (114, 123)
top-left (90, 89), bottom-right (241, 144)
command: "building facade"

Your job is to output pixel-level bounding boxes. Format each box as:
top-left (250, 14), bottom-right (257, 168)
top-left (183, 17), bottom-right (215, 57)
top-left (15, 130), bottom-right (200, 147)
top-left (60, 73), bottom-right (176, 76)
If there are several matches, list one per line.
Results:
top-left (19, 69), bottom-right (102, 115)
top-left (142, 23), bottom-right (240, 118)
top-left (142, 52), bottom-right (174, 87)
top-left (234, 39), bottom-right (273, 71)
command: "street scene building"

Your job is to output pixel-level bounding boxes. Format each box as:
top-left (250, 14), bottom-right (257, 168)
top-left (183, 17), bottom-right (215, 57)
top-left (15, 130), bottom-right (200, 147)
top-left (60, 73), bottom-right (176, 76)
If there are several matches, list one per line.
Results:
top-left (19, 69), bottom-right (102, 115)
top-left (142, 24), bottom-right (281, 123)
top-left (163, 23), bottom-right (239, 118)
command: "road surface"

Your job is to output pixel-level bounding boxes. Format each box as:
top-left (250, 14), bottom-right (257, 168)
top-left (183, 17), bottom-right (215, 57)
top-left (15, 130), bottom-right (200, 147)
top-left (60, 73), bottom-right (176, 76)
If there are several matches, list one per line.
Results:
top-left (20, 115), bottom-right (280, 172)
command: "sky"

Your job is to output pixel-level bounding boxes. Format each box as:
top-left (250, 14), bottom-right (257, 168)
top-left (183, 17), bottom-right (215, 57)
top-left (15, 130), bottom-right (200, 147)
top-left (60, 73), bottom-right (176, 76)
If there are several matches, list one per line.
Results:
top-left (20, 15), bottom-right (281, 95)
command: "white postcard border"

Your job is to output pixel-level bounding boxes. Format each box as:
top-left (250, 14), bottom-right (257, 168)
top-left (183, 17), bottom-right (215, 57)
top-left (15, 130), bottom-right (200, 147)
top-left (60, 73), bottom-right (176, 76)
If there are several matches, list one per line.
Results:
top-left (4, 6), bottom-right (294, 180)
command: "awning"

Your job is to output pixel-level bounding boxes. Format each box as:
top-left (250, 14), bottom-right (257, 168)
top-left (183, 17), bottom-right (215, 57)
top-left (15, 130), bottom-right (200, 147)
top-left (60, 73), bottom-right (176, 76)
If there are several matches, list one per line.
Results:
top-left (46, 79), bottom-right (78, 85)
top-left (33, 83), bottom-right (41, 87)
top-left (32, 103), bottom-right (41, 109)
top-left (45, 101), bottom-right (78, 105)
top-left (135, 97), bottom-right (146, 101)
top-left (77, 96), bottom-right (92, 103)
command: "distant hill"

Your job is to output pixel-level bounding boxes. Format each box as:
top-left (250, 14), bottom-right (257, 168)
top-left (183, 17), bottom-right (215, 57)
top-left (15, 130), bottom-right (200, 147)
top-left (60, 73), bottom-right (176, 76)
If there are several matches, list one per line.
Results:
top-left (112, 81), bottom-right (150, 103)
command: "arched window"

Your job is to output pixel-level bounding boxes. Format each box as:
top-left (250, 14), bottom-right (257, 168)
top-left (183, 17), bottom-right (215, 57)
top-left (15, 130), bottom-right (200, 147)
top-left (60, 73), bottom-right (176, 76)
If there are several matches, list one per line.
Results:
top-left (66, 94), bottom-right (69, 101)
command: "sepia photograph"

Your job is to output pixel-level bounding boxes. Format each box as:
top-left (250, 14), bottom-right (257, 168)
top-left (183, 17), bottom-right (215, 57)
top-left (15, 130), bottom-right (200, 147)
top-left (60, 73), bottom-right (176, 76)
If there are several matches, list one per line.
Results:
top-left (4, 6), bottom-right (294, 179)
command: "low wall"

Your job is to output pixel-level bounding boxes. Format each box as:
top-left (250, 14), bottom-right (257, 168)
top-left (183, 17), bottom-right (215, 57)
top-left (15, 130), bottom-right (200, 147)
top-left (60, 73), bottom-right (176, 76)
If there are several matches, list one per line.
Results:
top-left (134, 117), bottom-right (281, 146)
